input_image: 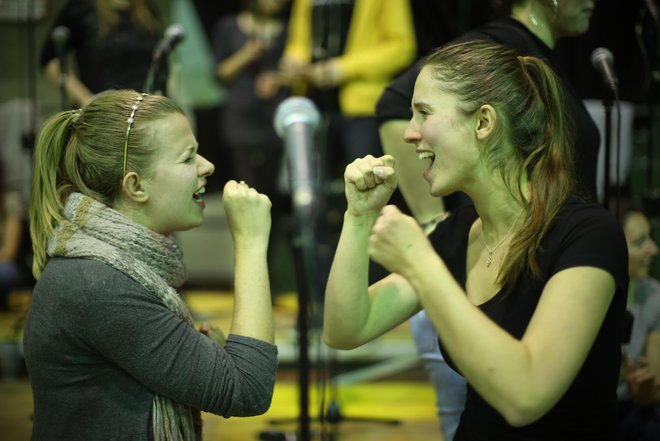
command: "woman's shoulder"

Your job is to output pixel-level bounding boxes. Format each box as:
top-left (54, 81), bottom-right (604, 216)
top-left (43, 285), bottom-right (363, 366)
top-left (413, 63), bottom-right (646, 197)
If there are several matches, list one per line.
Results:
top-left (39, 257), bottom-right (150, 300)
top-left (552, 198), bottom-right (614, 224)
top-left (544, 199), bottom-right (629, 284)
top-left (549, 199), bottom-right (625, 249)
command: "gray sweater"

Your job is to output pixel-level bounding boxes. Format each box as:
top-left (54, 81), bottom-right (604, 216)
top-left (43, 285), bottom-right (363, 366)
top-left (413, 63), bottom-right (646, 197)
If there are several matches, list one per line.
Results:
top-left (23, 257), bottom-right (278, 441)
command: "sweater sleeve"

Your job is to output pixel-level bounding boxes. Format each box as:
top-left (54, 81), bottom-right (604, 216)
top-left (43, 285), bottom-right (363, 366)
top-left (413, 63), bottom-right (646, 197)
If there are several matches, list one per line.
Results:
top-left (282, 0), bottom-right (312, 63)
top-left (81, 268), bottom-right (278, 417)
top-left (337, 0), bottom-right (416, 80)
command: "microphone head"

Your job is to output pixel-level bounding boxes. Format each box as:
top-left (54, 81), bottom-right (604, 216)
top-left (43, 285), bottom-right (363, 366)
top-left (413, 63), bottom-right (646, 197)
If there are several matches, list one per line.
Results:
top-left (274, 97), bottom-right (321, 137)
top-left (590, 47), bottom-right (614, 69)
top-left (165, 23), bottom-right (186, 45)
top-left (52, 26), bottom-right (70, 45)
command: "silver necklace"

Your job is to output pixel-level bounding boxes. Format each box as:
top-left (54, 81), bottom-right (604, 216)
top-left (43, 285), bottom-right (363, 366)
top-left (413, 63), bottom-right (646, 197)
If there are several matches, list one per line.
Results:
top-left (480, 211), bottom-right (524, 268)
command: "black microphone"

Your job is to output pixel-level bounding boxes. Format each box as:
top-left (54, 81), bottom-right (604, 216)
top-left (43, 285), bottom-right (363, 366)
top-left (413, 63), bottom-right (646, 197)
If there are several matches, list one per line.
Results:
top-left (152, 24), bottom-right (186, 63)
top-left (590, 47), bottom-right (619, 96)
top-left (52, 26), bottom-right (70, 78)
top-left (274, 97), bottom-right (321, 211)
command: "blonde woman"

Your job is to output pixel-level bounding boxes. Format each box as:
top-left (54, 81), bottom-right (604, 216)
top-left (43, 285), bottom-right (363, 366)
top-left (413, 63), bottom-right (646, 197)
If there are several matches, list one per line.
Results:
top-left (24, 90), bottom-right (277, 440)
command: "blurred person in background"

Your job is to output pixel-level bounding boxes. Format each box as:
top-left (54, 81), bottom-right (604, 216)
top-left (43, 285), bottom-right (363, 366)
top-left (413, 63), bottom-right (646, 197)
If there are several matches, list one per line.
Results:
top-left (618, 210), bottom-right (660, 441)
top-left (41, 0), bottom-right (167, 108)
top-left (0, 157), bottom-right (23, 312)
top-left (212, 0), bottom-right (294, 295)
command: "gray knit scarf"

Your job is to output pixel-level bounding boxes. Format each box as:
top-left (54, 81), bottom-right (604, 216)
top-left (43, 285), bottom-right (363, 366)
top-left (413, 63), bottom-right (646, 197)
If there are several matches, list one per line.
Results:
top-left (48, 192), bottom-right (201, 441)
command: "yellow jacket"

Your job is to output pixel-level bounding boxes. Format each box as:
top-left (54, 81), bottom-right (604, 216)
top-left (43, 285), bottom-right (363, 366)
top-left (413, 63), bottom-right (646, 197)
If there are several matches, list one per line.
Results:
top-left (283, 0), bottom-right (416, 116)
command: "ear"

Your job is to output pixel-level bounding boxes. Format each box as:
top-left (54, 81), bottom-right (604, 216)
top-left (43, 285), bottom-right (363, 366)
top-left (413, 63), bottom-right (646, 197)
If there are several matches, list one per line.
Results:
top-left (475, 104), bottom-right (496, 141)
top-left (122, 172), bottom-right (149, 203)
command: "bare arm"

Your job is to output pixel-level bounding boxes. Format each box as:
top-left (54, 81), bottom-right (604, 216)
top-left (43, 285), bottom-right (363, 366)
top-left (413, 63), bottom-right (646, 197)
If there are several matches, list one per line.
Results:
top-left (323, 213), bottom-right (421, 349)
top-left (223, 181), bottom-right (274, 344)
top-left (324, 155), bottom-right (420, 349)
top-left (44, 58), bottom-right (94, 107)
top-left (216, 40), bottom-right (265, 83)
top-left (646, 331), bottom-right (660, 381)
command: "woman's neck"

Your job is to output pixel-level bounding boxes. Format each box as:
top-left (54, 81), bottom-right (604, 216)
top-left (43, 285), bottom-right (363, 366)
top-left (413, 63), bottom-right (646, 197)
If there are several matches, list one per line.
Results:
top-left (471, 182), bottom-right (526, 241)
top-left (510, 2), bottom-right (557, 49)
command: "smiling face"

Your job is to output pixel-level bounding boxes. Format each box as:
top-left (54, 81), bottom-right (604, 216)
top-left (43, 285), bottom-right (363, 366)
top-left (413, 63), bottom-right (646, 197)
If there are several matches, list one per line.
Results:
top-left (404, 66), bottom-right (481, 197)
top-left (624, 211), bottom-right (659, 281)
top-left (137, 112), bottom-right (215, 235)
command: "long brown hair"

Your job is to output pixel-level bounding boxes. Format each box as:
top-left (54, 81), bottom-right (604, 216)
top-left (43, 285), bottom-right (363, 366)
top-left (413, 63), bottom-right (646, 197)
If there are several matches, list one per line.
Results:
top-left (422, 40), bottom-right (575, 287)
top-left (29, 90), bottom-right (184, 279)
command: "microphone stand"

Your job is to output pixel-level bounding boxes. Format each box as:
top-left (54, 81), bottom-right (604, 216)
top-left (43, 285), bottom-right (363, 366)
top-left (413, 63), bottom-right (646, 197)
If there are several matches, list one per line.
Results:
top-left (57, 49), bottom-right (68, 110)
top-left (602, 93), bottom-right (613, 211)
top-left (291, 200), bottom-right (316, 441)
top-left (144, 43), bottom-right (171, 94)
top-left (143, 54), bottom-right (161, 94)
top-left (58, 71), bottom-right (68, 111)
top-left (260, 126), bottom-right (319, 441)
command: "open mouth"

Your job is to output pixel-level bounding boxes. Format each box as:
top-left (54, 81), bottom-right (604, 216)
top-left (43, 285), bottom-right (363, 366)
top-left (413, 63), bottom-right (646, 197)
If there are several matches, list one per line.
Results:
top-left (418, 150), bottom-right (435, 166)
top-left (193, 187), bottom-right (206, 203)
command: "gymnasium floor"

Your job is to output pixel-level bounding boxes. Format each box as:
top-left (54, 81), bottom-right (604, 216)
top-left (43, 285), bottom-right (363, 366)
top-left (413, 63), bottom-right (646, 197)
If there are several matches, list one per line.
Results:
top-left (0, 289), bottom-right (444, 441)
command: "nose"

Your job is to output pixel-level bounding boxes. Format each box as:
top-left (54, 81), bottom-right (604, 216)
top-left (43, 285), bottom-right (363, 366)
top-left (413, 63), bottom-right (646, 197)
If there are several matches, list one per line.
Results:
top-left (198, 154), bottom-right (215, 177)
top-left (404, 117), bottom-right (421, 145)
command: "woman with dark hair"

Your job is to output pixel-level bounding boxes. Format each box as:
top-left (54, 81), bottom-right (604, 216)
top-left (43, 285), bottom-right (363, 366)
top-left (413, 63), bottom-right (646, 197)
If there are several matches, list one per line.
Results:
top-left (324, 40), bottom-right (628, 440)
top-left (375, 2), bottom-right (602, 438)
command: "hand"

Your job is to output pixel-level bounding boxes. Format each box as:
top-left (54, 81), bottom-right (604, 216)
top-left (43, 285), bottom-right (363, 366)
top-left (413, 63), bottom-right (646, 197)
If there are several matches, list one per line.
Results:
top-left (369, 205), bottom-right (432, 278)
top-left (305, 60), bottom-right (343, 88)
top-left (199, 322), bottom-right (226, 347)
top-left (626, 357), bottom-right (660, 407)
top-left (255, 71), bottom-right (281, 99)
top-left (222, 180), bottom-right (272, 243)
top-left (344, 155), bottom-right (397, 218)
top-left (278, 56), bottom-right (308, 83)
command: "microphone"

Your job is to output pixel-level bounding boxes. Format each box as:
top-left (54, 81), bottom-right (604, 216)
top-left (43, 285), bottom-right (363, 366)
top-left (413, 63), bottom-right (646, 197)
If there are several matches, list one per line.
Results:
top-left (52, 26), bottom-right (70, 78)
top-left (152, 24), bottom-right (186, 63)
top-left (590, 47), bottom-right (618, 96)
top-left (274, 97), bottom-right (321, 210)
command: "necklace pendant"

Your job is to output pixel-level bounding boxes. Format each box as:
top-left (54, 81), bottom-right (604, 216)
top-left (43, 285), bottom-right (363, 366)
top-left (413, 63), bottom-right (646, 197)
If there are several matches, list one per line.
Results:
top-left (485, 251), bottom-right (493, 268)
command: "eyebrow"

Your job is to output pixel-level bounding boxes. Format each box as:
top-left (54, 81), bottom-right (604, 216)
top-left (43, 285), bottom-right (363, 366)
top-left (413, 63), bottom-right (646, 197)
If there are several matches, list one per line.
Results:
top-left (411, 100), bottom-right (430, 111)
